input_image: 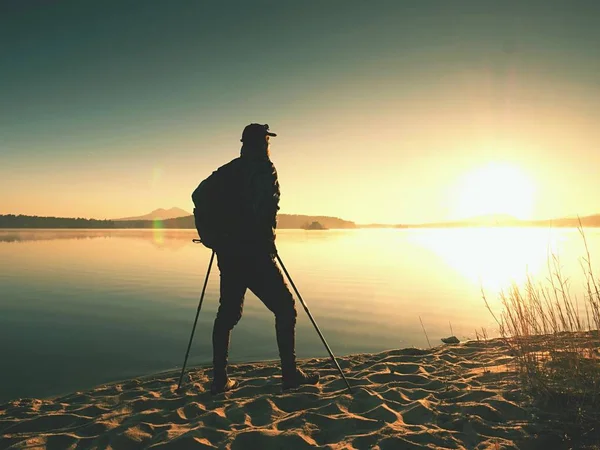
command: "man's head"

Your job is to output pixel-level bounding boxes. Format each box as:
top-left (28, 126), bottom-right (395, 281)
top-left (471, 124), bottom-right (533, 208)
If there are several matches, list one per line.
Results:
top-left (240, 123), bottom-right (277, 158)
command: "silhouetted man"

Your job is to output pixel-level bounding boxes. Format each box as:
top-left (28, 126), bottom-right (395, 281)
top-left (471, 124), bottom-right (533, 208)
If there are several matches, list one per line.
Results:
top-left (208, 123), bottom-right (319, 394)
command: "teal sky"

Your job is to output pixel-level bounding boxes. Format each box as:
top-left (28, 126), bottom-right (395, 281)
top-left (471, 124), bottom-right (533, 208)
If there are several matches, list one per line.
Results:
top-left (1, 1), bottom-right (599, 224)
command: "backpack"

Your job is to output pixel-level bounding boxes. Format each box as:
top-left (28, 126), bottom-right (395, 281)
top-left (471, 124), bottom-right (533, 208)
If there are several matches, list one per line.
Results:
top-left (191, 158), bottom-right (243, 249)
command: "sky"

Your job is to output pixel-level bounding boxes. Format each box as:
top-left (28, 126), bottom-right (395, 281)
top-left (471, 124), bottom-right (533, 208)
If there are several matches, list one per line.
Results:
top-left (1, 0), bottom-right (599, 225)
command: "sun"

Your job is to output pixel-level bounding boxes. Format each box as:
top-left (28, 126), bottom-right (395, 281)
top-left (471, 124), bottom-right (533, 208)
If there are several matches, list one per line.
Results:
top-left (453, 162), bottom-right (536, 220)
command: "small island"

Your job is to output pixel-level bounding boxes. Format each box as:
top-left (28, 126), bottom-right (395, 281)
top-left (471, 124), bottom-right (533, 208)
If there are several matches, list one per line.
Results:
top-left (303, 221), bottom-right (328, 230)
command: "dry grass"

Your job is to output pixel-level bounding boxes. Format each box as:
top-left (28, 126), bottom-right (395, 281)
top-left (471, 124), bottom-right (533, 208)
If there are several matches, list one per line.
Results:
top-left (482, 223), bottom-right (600, 446)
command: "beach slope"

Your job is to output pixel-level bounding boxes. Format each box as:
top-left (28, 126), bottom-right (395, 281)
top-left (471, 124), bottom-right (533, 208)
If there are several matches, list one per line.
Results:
top-left (1, 340), bottom-right (543, 449)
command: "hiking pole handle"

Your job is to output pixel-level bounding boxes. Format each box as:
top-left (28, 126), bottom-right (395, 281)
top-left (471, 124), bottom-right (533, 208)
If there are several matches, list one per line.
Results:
top-left (275, 254), bottom-right (353, 394)
top-left (177, 249), bottom-right (215, 392)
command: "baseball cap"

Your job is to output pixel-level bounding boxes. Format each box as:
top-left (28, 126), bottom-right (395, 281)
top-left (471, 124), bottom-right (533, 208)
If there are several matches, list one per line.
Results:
top-left (240, 123), bottom-right (277, 142)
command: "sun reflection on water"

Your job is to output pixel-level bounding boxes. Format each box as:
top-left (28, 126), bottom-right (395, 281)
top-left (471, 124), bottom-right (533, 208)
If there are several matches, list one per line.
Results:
top-left (408, 227), bottom-right (563, 293)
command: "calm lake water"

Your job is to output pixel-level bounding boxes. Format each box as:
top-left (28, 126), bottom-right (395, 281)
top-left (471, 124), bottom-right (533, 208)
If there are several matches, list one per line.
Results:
top-left (1, 227), bottom-right (599, 402)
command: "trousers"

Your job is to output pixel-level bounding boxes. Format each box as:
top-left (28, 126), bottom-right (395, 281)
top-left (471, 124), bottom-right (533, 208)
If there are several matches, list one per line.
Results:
top-left (212, 248), bottom-right (298, 380)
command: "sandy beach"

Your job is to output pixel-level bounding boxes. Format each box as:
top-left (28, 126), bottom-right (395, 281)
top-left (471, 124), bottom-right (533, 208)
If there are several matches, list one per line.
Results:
top-left (1, 339), bottom-right (556, 449)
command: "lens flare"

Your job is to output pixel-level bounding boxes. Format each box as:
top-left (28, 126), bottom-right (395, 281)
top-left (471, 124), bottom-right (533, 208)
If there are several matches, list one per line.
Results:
top-left (152, 219), bottom-right (164, 245)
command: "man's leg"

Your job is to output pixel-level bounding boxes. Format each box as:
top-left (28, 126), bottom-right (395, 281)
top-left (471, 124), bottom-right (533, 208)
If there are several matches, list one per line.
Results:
top-left (212, 250), bottom-right (246, 392)
top-left (248, 253), bottom-right (319, 389)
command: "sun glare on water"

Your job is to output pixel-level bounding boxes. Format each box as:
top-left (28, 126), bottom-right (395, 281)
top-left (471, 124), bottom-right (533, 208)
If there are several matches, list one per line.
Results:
top-left (453, 162), bottom-right (536, 220)
top-left (410, 228), bottom-right (559, 294)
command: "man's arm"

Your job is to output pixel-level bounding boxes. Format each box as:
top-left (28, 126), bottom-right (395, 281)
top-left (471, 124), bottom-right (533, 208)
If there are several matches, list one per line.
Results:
top-left (247, 160), bottom-right (280, 250)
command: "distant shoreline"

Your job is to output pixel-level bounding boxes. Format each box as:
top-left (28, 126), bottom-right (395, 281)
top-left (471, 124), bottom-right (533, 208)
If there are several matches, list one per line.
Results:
top-left (0, 214), bottom-right (356, 230)
top-left (2, 213), bottom-right (600, 229)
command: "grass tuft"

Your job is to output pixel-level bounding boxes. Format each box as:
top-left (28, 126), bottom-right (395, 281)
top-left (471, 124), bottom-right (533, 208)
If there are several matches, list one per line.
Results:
top-left (483, 221), bottom-right (600, 446)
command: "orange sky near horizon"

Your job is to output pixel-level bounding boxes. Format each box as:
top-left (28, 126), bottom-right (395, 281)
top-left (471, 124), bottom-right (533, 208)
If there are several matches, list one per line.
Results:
top-left (2, 2), bottom-right (599, 225)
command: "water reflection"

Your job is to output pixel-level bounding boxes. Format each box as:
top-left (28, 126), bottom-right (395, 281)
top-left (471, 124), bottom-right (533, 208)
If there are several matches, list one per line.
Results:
top-left (0, 228), bottom-right (197, 250)
top-left (0, 227), bottom-right (598, 401)
top-left (408, 228), bottom-right (563, 292)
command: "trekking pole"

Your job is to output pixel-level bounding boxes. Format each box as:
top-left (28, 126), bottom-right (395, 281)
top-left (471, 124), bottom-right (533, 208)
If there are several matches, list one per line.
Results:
top-left (177, 244), bottom-right (215, 392)
top-left (275, 254), bottom-right (353, 394)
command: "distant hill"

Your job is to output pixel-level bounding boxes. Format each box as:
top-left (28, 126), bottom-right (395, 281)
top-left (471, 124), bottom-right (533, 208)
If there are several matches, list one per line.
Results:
top-left (525, 214), bottom-right (600, 228)
top-left (278, 215), bottom-right (355, 229)
top-left (0, 215), bottom-right (114, 229)
top-left (114, 207), bottom-right (190, 221)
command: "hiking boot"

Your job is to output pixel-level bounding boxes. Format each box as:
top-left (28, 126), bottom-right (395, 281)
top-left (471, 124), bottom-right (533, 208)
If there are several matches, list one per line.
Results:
top-left (282, 368), bottom-right (320, 391)
top-left (210, 378), bottom-right (238, 395)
